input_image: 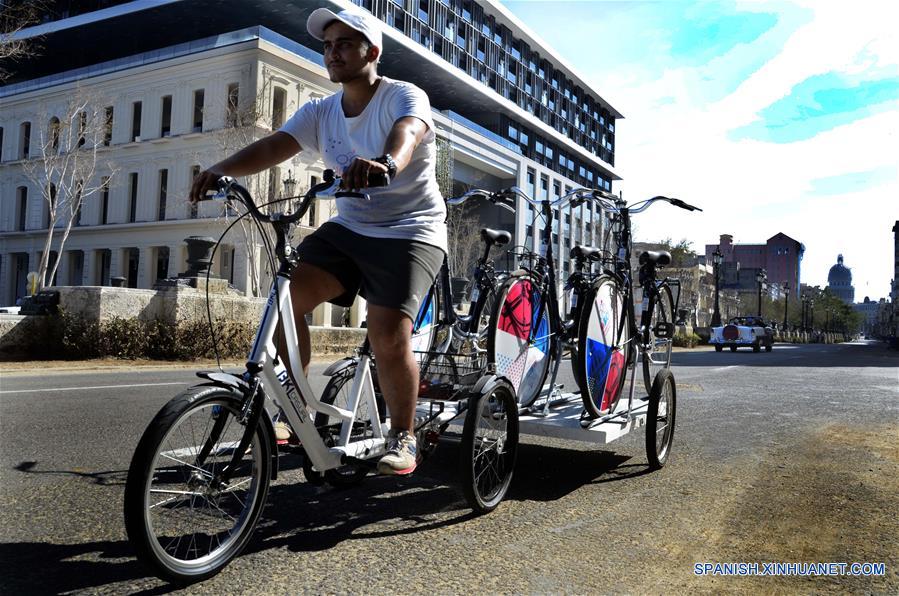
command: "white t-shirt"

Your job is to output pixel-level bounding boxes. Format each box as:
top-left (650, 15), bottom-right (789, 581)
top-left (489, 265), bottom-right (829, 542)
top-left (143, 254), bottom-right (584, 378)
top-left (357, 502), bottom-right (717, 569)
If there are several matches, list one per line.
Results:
top-left (279, 77), bottom-right (447, 252)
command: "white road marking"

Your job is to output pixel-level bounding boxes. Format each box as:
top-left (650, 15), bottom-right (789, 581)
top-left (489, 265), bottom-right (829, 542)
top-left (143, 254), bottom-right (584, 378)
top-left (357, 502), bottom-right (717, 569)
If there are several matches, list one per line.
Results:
top-left (0, 381), bottom-right (187, 395)
top-left (711, 365), bottom-right (738, 372)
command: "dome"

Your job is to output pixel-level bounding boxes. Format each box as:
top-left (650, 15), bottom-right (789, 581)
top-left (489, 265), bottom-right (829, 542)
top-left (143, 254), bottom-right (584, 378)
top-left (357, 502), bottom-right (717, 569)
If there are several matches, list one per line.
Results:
top-left (828, 254), bottom-right (852, 285)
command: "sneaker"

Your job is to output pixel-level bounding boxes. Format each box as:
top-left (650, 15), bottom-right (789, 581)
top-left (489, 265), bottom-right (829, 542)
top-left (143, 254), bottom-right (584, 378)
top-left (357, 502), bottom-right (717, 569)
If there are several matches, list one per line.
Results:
top-left (377, 429), bottom-right (418, 476)
top-left (274, 421), bottom-right (299, 446)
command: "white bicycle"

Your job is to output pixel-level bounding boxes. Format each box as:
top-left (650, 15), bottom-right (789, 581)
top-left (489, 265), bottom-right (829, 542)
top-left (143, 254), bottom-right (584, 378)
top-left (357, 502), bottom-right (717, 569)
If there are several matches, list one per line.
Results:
top-left (123, 172), bottom-right (518, 583)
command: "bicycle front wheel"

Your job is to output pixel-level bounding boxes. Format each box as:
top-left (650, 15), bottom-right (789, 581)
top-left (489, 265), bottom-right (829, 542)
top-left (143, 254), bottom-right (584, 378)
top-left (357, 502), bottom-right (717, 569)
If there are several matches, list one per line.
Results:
top-left (576, 276), bottom-right (631, 418)
top-left (642, 284), bottom-right (674, 395)
top-left (124, 386), bottom-right (272, 583)
top-left (488, 273), bottom-right (552, 408)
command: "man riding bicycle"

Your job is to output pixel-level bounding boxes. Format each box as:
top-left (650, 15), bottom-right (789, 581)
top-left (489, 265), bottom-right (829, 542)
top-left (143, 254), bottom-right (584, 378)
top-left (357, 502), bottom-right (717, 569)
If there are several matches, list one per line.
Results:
top-left (190, 7), bottom-right (447, 475)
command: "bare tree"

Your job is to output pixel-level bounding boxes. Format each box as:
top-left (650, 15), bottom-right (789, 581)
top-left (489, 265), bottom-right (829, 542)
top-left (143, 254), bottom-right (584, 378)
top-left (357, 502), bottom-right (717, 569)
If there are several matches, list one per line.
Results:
top-left (445, 200), bottom-right (481, 279)
top-left (0, 0), bottom-right (48, 82)
top-left (208, 76), bottom-right (288, 296)
top-left (22, 90), bottom-right (119, 289)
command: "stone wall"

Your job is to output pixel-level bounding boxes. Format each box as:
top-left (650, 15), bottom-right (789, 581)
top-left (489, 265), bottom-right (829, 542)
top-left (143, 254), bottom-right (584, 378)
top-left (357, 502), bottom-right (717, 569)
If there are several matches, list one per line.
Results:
top-left (0, 285), bottom-right (367, 360)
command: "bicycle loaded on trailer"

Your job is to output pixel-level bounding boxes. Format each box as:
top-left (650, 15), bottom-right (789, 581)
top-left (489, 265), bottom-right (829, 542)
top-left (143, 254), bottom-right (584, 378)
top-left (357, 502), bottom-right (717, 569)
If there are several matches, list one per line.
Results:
top-left (123, 172), bottom-right (519, 583)
top-left (485, 184), bottom-right (701, 467)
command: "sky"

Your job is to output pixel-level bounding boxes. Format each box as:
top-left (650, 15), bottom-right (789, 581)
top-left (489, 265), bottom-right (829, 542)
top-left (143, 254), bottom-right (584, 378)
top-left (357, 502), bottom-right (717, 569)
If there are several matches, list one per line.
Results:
top-left (502, 0), bottom-right (899, 299)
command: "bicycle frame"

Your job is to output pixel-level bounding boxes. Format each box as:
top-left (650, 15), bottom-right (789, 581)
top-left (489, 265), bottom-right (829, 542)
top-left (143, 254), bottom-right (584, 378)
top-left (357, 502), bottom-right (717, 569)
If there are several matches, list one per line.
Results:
top-left (249, 261), bottom-right (389, 471)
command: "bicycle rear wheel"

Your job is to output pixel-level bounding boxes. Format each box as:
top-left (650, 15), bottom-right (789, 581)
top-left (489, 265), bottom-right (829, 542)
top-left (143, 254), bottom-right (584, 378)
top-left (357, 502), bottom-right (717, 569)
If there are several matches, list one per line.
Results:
top-left (646, 368), bottom-right (676, 469)
top-left (459, 379), bottom-right (519, 513)
top-left (487, 273), bottom-right (552, 408)
top-left (124, 386), bottom-right (271, 583)
top-left (314, 370), bottom-right (376, 488)
top-left (642, 284), bottom-right (674, 395)
top-left (575, 276), bottom-right (631, 418)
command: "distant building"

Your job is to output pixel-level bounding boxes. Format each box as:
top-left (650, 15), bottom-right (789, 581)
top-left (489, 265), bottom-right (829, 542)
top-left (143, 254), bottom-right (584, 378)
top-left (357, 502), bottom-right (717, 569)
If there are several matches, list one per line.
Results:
top-left (854, 297), bottom-right (880, 336)
top-left (827, 254), bottom-right (855, 304)
top-left (705, 233), bottom-right (804, 294)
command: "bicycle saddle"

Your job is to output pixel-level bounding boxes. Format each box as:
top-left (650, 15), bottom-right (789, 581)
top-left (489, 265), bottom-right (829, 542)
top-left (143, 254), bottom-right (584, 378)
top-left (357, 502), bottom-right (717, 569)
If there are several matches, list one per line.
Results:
top-left (639, 250), bottom-right (672, 267)
top-left (570, 246), bottom-right (603, 261)
top-left (480, 228), bottom-right (512, 246)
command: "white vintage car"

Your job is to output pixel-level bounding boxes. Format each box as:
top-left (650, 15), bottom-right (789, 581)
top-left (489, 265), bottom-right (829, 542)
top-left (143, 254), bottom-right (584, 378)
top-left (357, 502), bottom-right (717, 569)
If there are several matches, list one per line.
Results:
top-left (710, 316), bottom-right (774, 352)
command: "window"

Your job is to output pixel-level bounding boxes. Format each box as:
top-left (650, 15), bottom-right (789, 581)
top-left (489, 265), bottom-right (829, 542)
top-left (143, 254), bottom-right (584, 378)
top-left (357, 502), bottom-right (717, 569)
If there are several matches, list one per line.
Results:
top-left (100, 177), bottom-right (109, 225)
top-left (535, 140), bottom-right (544, 154)
top-left (78, 112), bottom-right (87, 147)
top-left (131, 101), bottom-right (142, 141)
top-left (20, 122), bottom-right (30, 158)
top-left (74, 180), bottom-right (83, 225)
top-left (418, 0), bottom-right (428, 22)
top-left (104, 107), bottom-right (113, 146)
top-left (226, 83), bottom-right (240, 126)
top-left (193, 90), bottom-right (204, 132)
top-left (545, 146), bottom-right (553, 159)
top-left (461, 1), bottom-right (471, 22)
top-left (190, 166), bottom-right (200, 218)
top-left (48, 117), bottom-right (60, 151)
top-left (16, 187), bottom-right (27, 230)
top-left (128, 172), bottom-right (138, 223)
top-left (160, 95), bottom-right (172, 137)
top-left (519, 130), bottom-right (528, 147)
top-left (308, 176), bottom-right (318, 226)
top-left (272, 87), bottom-right (286, 130)
top-left (157, 169), bottom-right (168, 221)
top-left (156, 247), bottom-right (170, 281)
top-left (507, 124), bottom-right (518, 141)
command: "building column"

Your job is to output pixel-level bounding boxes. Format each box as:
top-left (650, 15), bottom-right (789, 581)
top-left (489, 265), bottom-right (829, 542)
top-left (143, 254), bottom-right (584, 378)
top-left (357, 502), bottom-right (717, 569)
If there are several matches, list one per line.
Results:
top-left (109, 248), bottom-right (123, 281)
top-left (137, 246), bottom-right (153, 288)
top-left (168, 243), bottom-right (183, 279)
top-left (311, 302), bottom-right (332, 327)
top-left (83, 249), bottom-right (97, 287)
top-left (0, 252), bottom-right (9, 304)
top-left (349, 295), bottom-right (366, 327)
top-left (55, 251), bottom-right (71, 288)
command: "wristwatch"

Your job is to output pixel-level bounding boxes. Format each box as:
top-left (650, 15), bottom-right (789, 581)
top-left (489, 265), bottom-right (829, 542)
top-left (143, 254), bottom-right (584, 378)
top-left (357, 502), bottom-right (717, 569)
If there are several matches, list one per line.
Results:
top-left (372, 153), bottom-right (398, 178)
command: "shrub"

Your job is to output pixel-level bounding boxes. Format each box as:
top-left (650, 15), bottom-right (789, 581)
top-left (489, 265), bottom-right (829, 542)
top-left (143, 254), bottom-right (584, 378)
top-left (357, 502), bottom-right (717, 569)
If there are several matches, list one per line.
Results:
top-left (52, 311), bottom-right (256, 360)
top-left (672, 331), bottom-right (701, 348)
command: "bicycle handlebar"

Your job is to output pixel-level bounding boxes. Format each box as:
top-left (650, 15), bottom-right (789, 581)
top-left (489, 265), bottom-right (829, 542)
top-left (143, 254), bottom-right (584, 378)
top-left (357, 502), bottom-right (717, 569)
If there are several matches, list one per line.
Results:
top-left (501, 184), bottom-right (701, 215)
top-left (203, 169), bottom-right (388, 224)
top-left (446, 188), bottom-right (516, 213)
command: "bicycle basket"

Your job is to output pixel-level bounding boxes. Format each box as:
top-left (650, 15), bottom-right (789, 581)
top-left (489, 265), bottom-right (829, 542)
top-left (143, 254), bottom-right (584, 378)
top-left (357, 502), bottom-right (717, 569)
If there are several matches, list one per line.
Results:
top-left (415, 350), bottom-right (487, 401)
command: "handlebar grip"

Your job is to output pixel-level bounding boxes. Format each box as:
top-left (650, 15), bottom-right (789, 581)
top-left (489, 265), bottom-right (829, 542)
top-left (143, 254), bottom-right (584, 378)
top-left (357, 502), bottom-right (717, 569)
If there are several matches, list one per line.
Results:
top-left (368, 171), bottom-right (390, 187)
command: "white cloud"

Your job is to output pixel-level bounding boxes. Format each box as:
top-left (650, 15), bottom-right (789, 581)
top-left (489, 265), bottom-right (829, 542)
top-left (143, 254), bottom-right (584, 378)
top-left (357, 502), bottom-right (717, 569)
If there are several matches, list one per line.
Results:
top-left (586, 1), bottom-right (899, 296)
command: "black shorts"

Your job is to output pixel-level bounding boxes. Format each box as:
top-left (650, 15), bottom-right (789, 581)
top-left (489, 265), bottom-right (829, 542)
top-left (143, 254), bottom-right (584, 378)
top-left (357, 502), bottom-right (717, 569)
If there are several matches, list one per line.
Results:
top-left (296, 222), bottom-right (445, 321)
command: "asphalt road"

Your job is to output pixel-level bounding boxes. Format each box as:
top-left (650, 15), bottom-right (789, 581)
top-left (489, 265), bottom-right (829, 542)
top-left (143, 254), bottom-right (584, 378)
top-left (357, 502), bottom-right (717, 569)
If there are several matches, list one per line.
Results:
top-left (1, 341), bottom-right (897, 594)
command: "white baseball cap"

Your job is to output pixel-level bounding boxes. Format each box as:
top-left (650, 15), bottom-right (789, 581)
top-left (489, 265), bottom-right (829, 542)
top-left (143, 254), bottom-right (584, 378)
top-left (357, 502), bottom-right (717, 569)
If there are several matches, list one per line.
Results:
top-left (307, 7), bottom-right (383, 50)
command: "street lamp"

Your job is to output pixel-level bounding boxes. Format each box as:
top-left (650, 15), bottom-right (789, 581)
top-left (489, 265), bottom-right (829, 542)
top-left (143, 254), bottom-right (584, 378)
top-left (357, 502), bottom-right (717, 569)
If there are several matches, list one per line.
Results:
top-left (782, 282), bottom-right (790, 330)
top-left (282, 169), bottom-right (298, 199)
top-left (711, 247), bottom-right (723, 326)
top-left (801, 294), bottom-right (808, 331)
top-left (756, 268), bottom-right (767, 317)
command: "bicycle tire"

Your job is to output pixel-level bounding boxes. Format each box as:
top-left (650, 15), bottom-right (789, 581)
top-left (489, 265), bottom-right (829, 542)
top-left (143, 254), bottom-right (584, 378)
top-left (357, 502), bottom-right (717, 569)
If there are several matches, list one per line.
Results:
top-left (575, 276), bottom-right (631, 418)
top-left (487, 273), bottom-right (552, 408)
top-left (646, 368), bottom-right (676, 469)
top-left (459, 379), bottom-right (519, 513)
top-left (314, 370), bottom-right (374, 488)
top-left (124, 385), bottom-right (271, 583)
top-left (641, 283), bottom-right (674, 395)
